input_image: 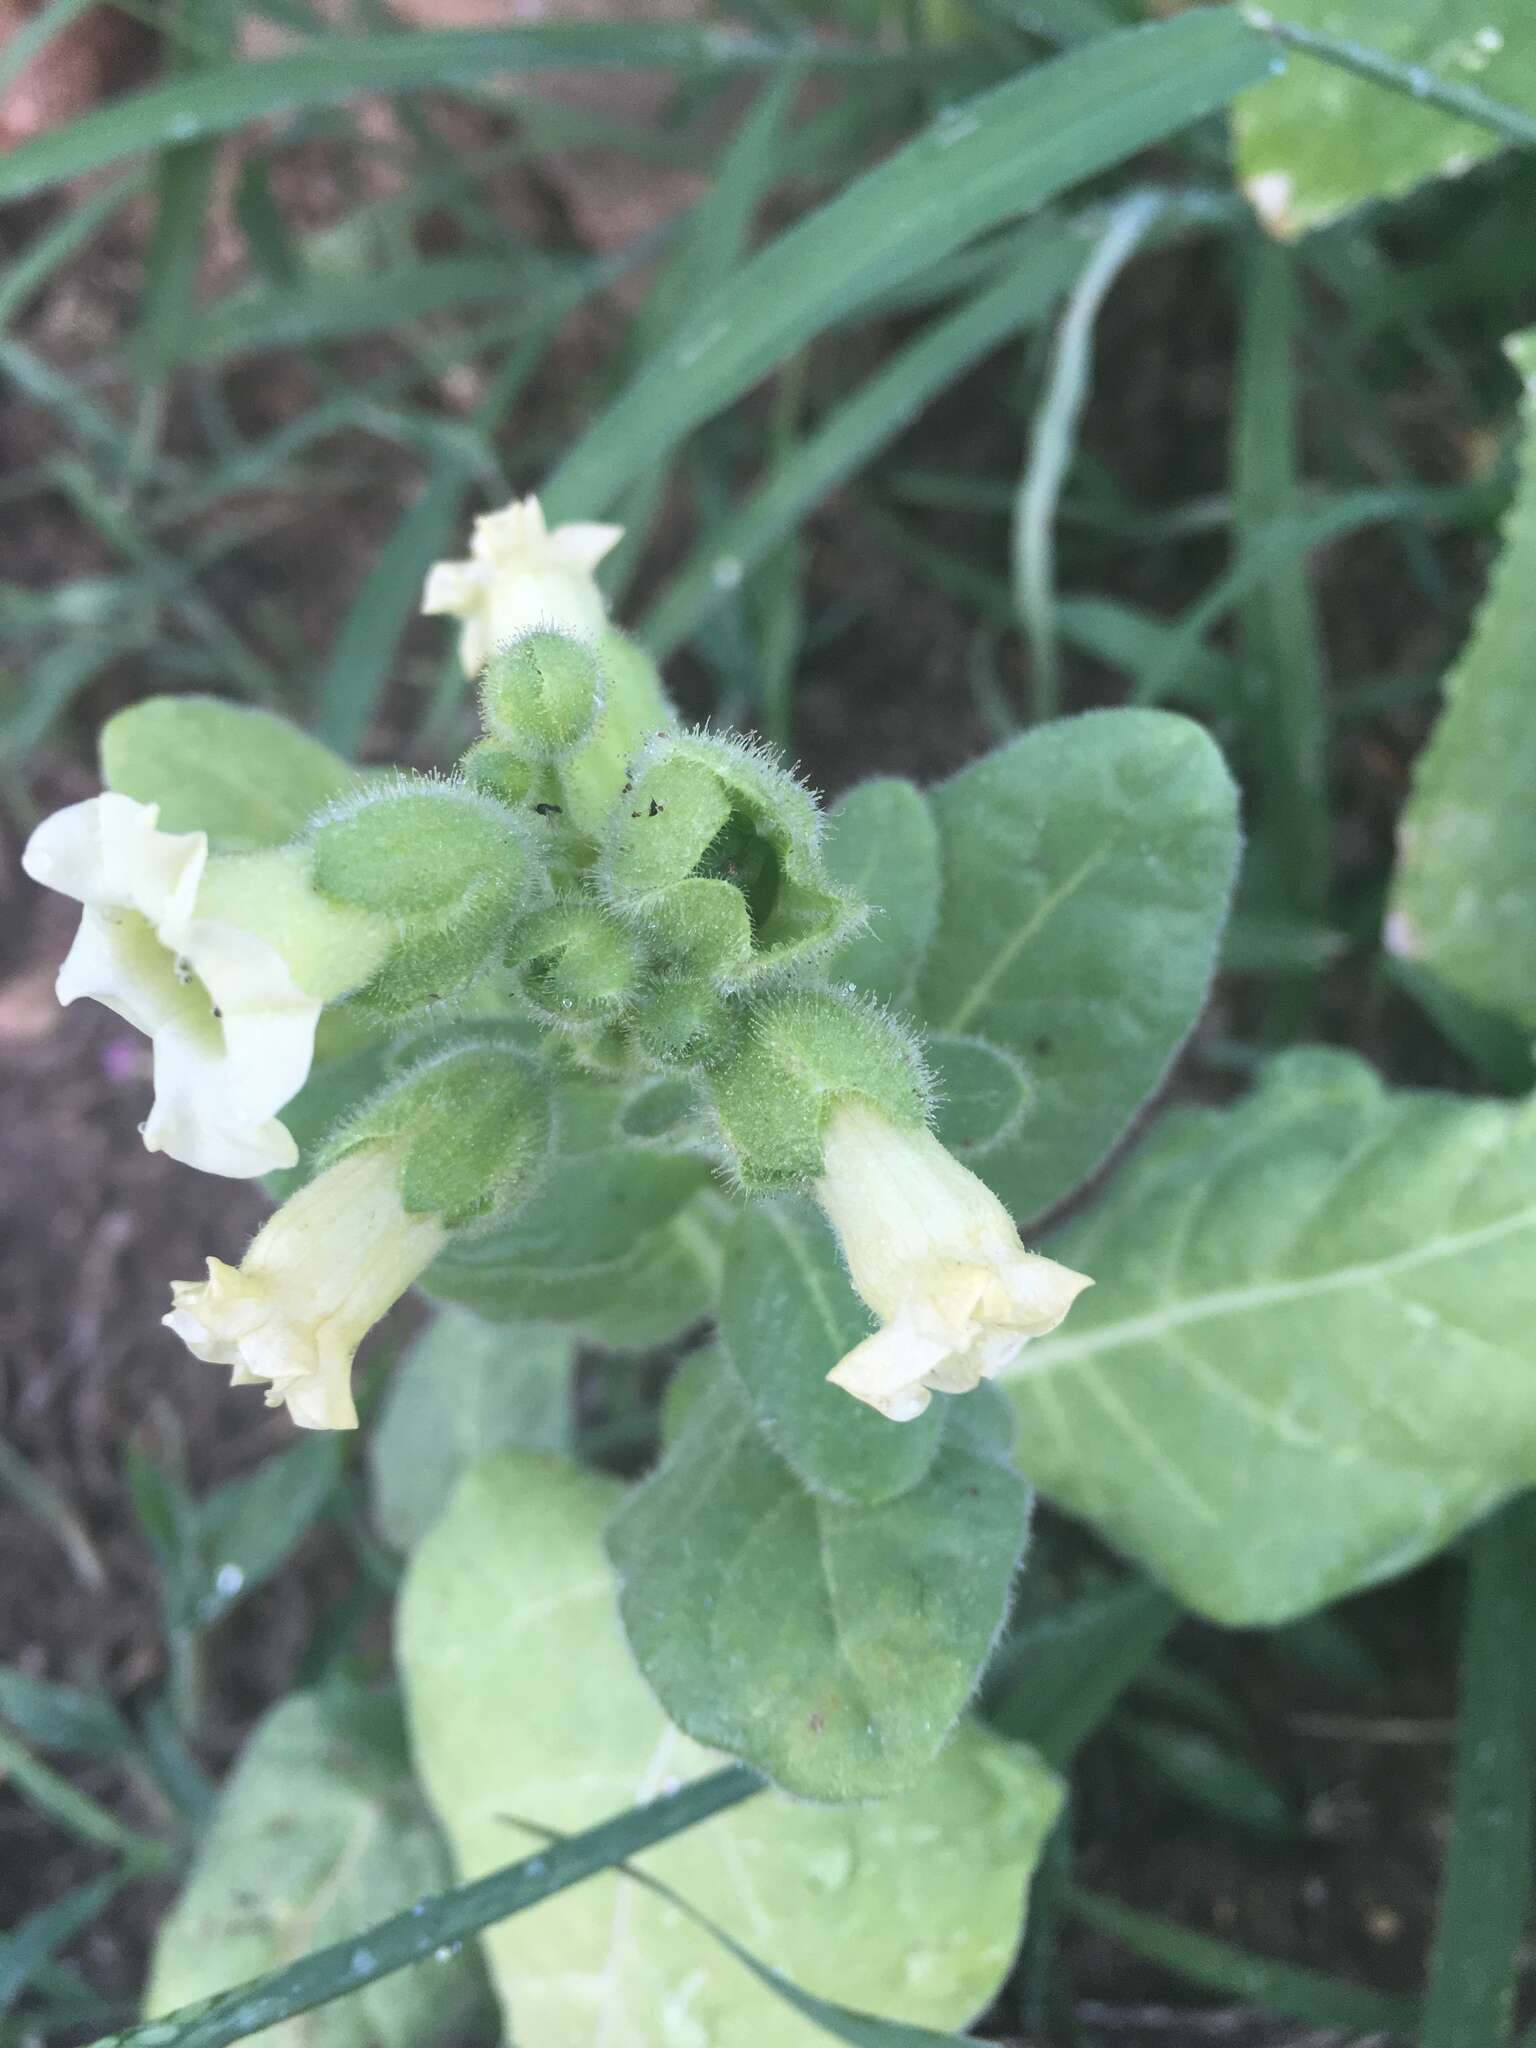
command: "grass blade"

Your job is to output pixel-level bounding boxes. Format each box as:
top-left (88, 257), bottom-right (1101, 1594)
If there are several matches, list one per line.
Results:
top-left (0, 1872), bottom-right (123, 2019)
top-left (985, 1577), bottom-right (1180, 1765)
top-left (1067, 1886), bottom-right (1420, 2037)
top-left (544, 12), bottom-right (1272, 519)
top-left (0, 172), bottom-right (141, 333)
top-left (1012, 187), bottom-right (1162, 721)
top-left (99, 1766), bottom-right (761, 2048)
top-left (0, 1723), bottom-right (168, 1868)
top-left (643, 226), bottom-right (1087, 659)
top-left (315, 461), bottom-right (472, 756)
top-left (1421, 1495), bottom-right (1536, 2048)
top-left (1232, 231), bottom-right (1328, 915)
top-left (0, 27), bottom-right (914, 203)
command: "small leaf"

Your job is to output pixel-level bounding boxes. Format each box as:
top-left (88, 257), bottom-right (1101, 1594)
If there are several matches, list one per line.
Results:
top-left (822, 778), bottom-right (941, 1005)
top-left (100, 694), bottom-right (356, 849)
top-left (917, 709), bottom-right (1240, 1225)
top-left (720, 1196), bottom-right (945, 1506)
top-left (1388, 328), bottom-right (1536, 1032)
top-left (928, 1034), bottom-right (1033, 1159)
top-left (1000, 1048), bottom-right (1536, 1623)
top-left (399, 1450), bottom-right (1061, 2045)
top-left (1236, 2), bottom-right (1536, 238)
top-left (608, 1374), bottom-right (1028, 1800)
top-left (985, 1576), bottom-right (1179, 1766)
top-left (144, 1690), bottom-right (487, 2048)
top-left (370, 1308), bottom-right (574, 1551)
top-left (0, 1667), bottom-right (136, 1761)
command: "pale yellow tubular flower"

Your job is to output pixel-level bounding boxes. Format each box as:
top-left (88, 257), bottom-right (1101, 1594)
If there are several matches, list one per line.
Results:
top-left (813, 1099), bottom-right (1092, 1422)
top-left (165, 1143), bottom-right (447, 1430)
top-left (421, 494), bottom-right (624, 676)
top-left (21, 793), bottom-right (385, 1179)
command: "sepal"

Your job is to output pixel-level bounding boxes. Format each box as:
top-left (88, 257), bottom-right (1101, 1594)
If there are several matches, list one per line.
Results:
top-left (706, 987), bottom-right (931, 1191)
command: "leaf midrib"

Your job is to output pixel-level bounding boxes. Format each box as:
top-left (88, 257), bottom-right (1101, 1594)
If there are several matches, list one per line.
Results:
top-left (1006, 1198), bottom-right (1536, 1375)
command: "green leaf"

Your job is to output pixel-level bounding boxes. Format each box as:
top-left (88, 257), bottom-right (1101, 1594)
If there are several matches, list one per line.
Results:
top-left (425, 1199), bottom-right (722, 1350)
top-left (1235, 2), bottom-right (1536, 237)
top-left (399, 1451), bottom-right (1061, 2044)
top-left (1000, 1048), bottom-right (1536, 1623)
top-left (100, 694), bottom-right (356, 849)
top-left (720, 1196), bottom-right (946, 1505)
top-left (917, 710), bottom-right (1241, 1224)
top-left (822, 777), bottom-right (941, 1006)
top-left (544, 12), bottom-right (1272, 518)
top-left (608, 1373), bottom-right (1028, 1799)
top-left (928, 1034), bottom-right (1034, 1160)
top-left (144, 1691), bottom-right (487, 2048)
top-left (369, 1308), bottom-right (574, 1551)
top-left (1388, 329), bottom-right (1536, 1032)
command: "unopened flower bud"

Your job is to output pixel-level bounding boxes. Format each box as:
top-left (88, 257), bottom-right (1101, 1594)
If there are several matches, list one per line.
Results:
top-left (310, 779), bottom-right (537, 1020)
top-left (480, 630), bottom-right (604, 761)
top-left (509, 899), bottom-right (643, 1023)
top-left (421, 494), bottom-right (621, 677)
top-left (630, 978), bottom-right (735, 1067)
top-left (460, 738), bottom-right (535, 807)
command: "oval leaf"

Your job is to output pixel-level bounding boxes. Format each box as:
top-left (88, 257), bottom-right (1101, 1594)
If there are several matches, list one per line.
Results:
top-left (917, 709), bottom-right (1240, 1225)
top-left (1000, 1049), bottom-right (1536, 1623)
top-left (608, 1374), bottom-right (1028, 1800)
top-left (398, 1450), bottom-right (1060, 2045)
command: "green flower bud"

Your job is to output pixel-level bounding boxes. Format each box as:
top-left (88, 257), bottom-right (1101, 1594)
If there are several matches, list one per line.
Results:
top-left (509, 898), bottom-right (643, 1024)
top-left (310, 777), bottom-right (539, 1022)
top-left (324, 1027), bottom-right (552, 1231)
top-left (629, 977), bottom-right (735, 1067)
top-left (479, 629), bottom-right (604, 761)
top-left (706, 987), bottom-right (931, 1192)
top-left (551, 628), bottom-right (676, 842)
top-left (460, 737), bottom-right (535, 807)
top-left (597, 731), bottom-right (860, 992)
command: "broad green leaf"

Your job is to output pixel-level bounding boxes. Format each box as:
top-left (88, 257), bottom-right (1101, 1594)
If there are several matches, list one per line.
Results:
top-left (1388, 329), bottom-right (1536, 1031)
top-left (608, 1373), bottom-right (1028, 1800)
top-left (544, 12), bottom-right (1272, 518)
top-left (101, 695), bottom-right (356, 850)
top-left (1235, 2), bottom-right (1536, 238)
top-left (144, 1691), bottom-right (486, 2048)
top-left (399, 1451), bottom-right (1061, 2045)
top-left (822, 778), bottom-right (941, 1006)
top-left (425, 1198), bottom-right (722, 1350)
top-left (720, 1196), bottom-right (946, 1505)
top-left (917, 710), bottom-right (1240, 1224)
top-left (458, 1146), bottom-right (712, 1270)
top-left (999, 1048), bottom-right (1536, 1623)
top-left (369, 1308), bottom-right (574, 1550)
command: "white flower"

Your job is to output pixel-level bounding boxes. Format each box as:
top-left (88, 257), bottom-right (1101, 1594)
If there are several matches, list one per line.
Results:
top-left (422, 494), bottom-right (624, 676)
top-left (165, 1144), bottom-right (447, 1430)
top-left (814, 1100), bottom-right (1092, 1422)
top-left (21, 792), bottom-right (384, 1179)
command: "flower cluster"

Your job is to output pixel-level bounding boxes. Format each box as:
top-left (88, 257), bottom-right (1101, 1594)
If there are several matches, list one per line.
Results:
top-left (23, 496), bottom-right (1089, 1433)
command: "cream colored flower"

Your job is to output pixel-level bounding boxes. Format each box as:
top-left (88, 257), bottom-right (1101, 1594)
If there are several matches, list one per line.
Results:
top-left (21, 793), bottom-right (385, 1179)
top-left (165, 1143), bottom-right (447, 1430)
top-left (422, 494), bottom-right (624, 676)
top-left (814, 1100), bottom-right (1091, 1422)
